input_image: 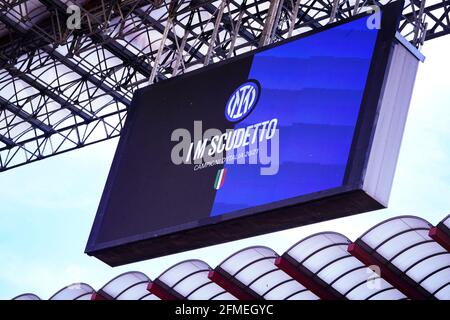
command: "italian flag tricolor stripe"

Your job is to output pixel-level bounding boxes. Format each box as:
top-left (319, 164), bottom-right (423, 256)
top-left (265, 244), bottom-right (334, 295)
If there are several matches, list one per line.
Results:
top-left (214, 168), bottom-right (227, 190)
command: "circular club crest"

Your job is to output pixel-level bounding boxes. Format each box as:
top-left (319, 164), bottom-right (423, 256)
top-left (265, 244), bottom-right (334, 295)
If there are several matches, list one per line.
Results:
top-left (225, 80), bottom-right (260, 122)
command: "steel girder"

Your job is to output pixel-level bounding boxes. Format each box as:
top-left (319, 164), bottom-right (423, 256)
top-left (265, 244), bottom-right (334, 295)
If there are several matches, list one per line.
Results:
top-left (0, 0), bottom-right (448, 172)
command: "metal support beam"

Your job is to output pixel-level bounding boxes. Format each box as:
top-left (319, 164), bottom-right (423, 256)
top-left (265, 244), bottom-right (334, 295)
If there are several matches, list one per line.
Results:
top-left (226, 7), bottom-right (244, 58)
top-left (147, 280), bottom-right (183, 300)
top-left (288, 0), bottom-right (301, 37)
top-left (0, 96), bottom-right (55, 135)
top-left (208, 268), bottom-right (262, 300)
top-left (0, 11), bottom-right (91, 122)
top-left (0, 0), bottom-right (448, 171)
top-left (429, 226), bottom-right (450, 252)
top-left (0, 11), bottom-right (131, 107)
top-left (46, 48), bottom-right (131, 106)
top-left (284, 0), bottom-right (322, 30)
top-left (204, 0), bottom-right (227, 66)
top-left (275, 255), bottom-right (345, 300)
top-left (423, 1), bottom-right (450, 41)
top-left (90, 290), bottom-right (113, 300)
top-left (0, 133), bottom-right (15, 148)
top-left (133, 8), bottom-right (205, 63)
top-left (353, 0), bottom-right (361, 16)
top-left (259, 0), bottom-right (283, 46)
top-left (172, 26), bottom-right (190, 76)
top-left (348, 241), bottom-right (435, 300)
top-left (413, 0), bottom-right (427, 45)
top-left (329, 0), bottom-right (340, 24)
top-left (39, 0), bottom-right (165, 81)
top-left (203, 3), bottom-right (257, 45)
top-left (149, 15), bottom-right (173, 83)
top-left (2, 65), bottom-right (93, 122)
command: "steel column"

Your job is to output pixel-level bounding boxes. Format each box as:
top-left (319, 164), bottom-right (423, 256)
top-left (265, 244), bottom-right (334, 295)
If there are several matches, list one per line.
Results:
top-left (259, 0), bottom-right (283, 46)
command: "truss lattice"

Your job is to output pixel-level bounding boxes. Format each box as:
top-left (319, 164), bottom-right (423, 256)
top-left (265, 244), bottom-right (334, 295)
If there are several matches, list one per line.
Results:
top-left (0, 0), bottom-right (448, 171)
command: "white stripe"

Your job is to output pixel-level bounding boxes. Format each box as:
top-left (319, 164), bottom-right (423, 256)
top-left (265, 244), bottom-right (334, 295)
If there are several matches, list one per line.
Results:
top-left (216, 169), bottom-right (224, 189)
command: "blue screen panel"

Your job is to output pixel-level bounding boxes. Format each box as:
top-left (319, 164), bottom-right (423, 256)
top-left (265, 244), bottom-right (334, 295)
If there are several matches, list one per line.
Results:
top-left (210, 17), bottom-right (379, 216)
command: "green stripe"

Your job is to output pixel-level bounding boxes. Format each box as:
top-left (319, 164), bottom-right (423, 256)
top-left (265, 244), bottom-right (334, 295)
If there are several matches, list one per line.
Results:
top-left (214, 169), bottom-right (222, 189)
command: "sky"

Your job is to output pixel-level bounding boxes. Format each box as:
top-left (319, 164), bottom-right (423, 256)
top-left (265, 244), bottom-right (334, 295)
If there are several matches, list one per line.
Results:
top-left (0, 36), bottom-right (449, 300)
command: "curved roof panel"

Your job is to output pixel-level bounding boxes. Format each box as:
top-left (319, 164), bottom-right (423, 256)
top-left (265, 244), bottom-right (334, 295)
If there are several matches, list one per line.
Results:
top-left (359, 216), bottom-right (432, 249)
top-left (10, 214), bottom-right (450, 300)
top-left (99, 271), bottom-right (155, 300)
top-left (156, 260), bottom-right (236, 300)
top-left (357, 216), bottom-right (450, 298)
top-left (12, 293), bottom-right (40, 300)
top-left (49, 283), bottom-right (94, 300)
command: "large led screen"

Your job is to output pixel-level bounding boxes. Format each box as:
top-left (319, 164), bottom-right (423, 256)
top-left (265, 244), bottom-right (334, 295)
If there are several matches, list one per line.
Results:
top-left (87, 2), bottom-right (403, 265)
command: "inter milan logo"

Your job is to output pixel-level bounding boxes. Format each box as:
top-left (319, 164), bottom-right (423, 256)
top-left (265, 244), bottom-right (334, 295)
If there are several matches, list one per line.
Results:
top-left (225, 80), bottom-right (260, 122)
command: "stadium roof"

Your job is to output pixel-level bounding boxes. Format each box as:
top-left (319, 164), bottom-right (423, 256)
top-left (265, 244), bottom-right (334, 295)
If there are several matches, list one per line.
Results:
top-left (1, 0), bottom-right (449, 171)
top-left (12, 214), bottom-right (450, 300)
